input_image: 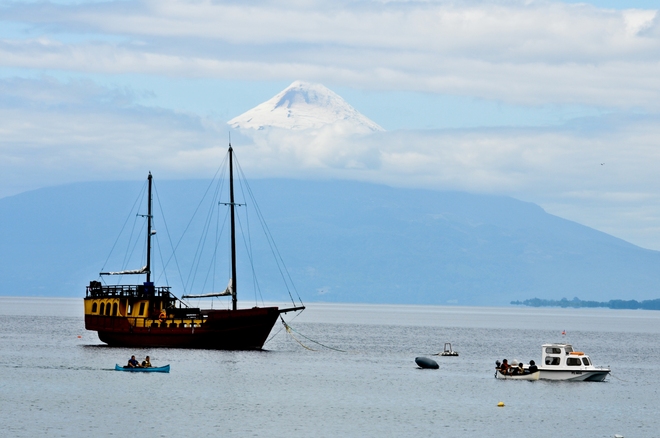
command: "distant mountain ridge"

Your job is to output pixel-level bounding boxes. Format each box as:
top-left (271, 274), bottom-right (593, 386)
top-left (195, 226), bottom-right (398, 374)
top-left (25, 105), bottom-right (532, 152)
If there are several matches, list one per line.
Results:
top-left (512, 297), bottom-right (660, 310)
top-left (1, 179), bottom-right (660, 305)
top-left (228, 81), bottom-right (384, 132)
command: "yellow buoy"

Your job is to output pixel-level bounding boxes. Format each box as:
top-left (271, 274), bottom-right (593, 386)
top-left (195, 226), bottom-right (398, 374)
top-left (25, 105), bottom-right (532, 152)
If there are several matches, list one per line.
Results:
top-left (497, 402), bottom-right (505, 407)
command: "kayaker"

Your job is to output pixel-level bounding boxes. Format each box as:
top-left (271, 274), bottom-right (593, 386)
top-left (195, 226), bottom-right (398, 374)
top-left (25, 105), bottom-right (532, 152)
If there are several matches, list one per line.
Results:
top-left (127, 355), bottom-right (141, 368)
top-left (142, 356), bottom-right (152, 368)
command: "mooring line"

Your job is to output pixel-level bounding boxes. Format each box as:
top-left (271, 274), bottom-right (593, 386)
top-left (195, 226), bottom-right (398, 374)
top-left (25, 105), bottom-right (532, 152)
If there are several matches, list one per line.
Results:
top-left (280, 317), bottom-right (346, 352)
top-left (608, 372), bottom-right (628, 383)
top-left (283, 324), bottom-right (316, 351)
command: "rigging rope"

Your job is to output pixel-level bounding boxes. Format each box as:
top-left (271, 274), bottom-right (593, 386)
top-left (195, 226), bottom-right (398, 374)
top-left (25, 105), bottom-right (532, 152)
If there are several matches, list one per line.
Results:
top-left (235, 179), bottom-right (265, 306)
top-left (184, 158), bottom-right (228, 295)
top-left (234, 158), bottom-right (304, 307)
top-left (279, 317), bottom-right (346, 352)
top-left (199, 208), bottom-right (229, 295)
top-left (283, 323), bottom-right (316, 351)
top-left (100, 180), bottom-right (147, 279)
top-left (152, 183), bottom-right (176, 288)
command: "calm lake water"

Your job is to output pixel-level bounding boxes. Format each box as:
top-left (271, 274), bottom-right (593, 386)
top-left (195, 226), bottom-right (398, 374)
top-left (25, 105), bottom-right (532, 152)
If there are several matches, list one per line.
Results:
top-left (1, 297), bottom-right (658, 437)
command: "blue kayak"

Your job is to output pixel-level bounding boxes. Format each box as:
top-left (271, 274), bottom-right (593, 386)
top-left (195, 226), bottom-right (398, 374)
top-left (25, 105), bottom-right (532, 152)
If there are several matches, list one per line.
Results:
top-left (115, 364), bottom-right (170, 373)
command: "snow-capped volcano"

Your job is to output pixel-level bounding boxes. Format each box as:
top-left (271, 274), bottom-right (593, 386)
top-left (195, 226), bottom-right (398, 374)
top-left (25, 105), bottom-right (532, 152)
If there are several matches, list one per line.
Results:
top-left (228, 81), bottom-right (384, 132)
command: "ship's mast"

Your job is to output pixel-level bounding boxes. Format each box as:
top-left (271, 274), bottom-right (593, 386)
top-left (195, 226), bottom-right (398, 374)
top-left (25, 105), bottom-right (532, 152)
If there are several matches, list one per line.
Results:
top-left (229, 145), bottom-right (238, 310)
top-left (146, 172), bottom-right (153, 283)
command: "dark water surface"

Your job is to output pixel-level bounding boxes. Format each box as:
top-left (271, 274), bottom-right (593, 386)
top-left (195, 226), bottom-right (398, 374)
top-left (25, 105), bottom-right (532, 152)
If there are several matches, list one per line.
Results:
top-left (1, 298), bottom-right (658, 437)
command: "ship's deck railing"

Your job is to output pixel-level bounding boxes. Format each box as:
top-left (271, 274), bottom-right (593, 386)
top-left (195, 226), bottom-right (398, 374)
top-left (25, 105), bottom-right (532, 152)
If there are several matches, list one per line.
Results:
top-left (86, 284), bottom-right (172, 299)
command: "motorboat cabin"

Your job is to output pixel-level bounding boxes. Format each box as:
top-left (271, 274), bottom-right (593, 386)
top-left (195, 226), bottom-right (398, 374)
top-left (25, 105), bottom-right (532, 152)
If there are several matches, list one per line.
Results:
top-left (538, 343), bottom-right (610, 381)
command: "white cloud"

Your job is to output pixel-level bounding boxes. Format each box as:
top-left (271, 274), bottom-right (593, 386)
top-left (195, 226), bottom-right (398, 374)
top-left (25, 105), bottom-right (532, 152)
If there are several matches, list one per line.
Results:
top-left (1, 1), bottom-right (660, 108)
top-left (623, 9), bottom-right (658, 36)
top-left (2, 1), bottom-right (660, 250)
top-left (0, 77), bottom-right (226, 194)
top-left (224, 115), bottom-right (660, 249)
top-left (2, 76), bottom-right (660, 249)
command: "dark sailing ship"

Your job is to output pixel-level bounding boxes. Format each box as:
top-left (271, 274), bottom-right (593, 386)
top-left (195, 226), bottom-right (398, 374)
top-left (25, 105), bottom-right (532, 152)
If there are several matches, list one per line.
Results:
top-left (84, 145), bottom-right (304, 349)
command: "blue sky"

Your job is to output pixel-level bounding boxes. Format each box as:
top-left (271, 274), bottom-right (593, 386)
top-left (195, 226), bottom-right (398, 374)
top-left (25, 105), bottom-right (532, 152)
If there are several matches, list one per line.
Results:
top-left (1, 0), bottom-right (660, 249)
top-left (564, 1), bottom-right (658, 8)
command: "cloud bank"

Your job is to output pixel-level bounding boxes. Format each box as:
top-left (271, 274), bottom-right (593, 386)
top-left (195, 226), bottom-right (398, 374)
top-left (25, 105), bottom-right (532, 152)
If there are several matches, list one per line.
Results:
top-left (1, 1), bottom-right (659, 108)
top-left (2, 74), bottom-right (660, 248)
top-left (1, 0), bottom-right (660, 250)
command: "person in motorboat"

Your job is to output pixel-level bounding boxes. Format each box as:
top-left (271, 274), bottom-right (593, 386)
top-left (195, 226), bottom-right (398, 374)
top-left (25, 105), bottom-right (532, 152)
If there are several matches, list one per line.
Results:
top-left (498, 359), bottom-right (510, 374)
top-left (513, 362), bottom-right (524, 375)
top-left (127, 355), bottom-right (141, 368)
top-left (528, 360), bottom-right (538, 373)
top-left (142, 356), bottom-right (152, 368)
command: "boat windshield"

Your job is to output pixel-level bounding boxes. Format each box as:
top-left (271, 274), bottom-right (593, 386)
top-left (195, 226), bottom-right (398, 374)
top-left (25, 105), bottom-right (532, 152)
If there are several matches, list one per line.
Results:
top-left (545, 357), bottom-right (561, 365)
top-left (565, 345), bottom-right (573, 353)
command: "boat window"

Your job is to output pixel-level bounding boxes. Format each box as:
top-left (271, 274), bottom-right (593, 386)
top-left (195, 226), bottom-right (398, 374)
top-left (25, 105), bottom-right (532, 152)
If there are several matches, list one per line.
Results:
top-left (564, 345), bottom-right (573, 353)
top-left (545, 356), bottom-right (561, 366)
top-left (99, 303), bottom-right (105, 315)
top-left (91, 302), bottom-right (97, 313)
top-left (567, 357), bottom-right (582, 366)
top-left (127, 304), bottom-right (132, 315)
top-left (545, 347), bottom-right (561, 354)
top-left (582, 357), bottom-right (590, 366)
top-left (105, 304), bottom-right (111, 316)
top-left (112, 303), bottom-right (118, 316)
top-left (138, 303), bottom-right (146, 316)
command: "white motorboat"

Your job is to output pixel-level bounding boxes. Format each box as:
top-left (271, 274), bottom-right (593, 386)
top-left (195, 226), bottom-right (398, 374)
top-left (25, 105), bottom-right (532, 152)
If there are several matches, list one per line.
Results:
top-left (537, 343), bottom-right (610, 381)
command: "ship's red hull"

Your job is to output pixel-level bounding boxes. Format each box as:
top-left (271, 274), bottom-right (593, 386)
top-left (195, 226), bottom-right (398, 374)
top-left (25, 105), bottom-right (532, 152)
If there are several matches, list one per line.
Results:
top-left (85, 307), bottom-right (281, 350)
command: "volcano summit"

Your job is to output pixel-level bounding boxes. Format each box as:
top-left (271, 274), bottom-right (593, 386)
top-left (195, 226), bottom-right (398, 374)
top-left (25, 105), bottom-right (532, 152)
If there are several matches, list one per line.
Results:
top-left (228, 81), bottom-right (384, 132)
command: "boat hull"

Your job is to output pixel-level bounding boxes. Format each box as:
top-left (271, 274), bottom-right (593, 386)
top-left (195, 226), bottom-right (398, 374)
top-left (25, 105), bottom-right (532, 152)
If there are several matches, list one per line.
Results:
top-left (537, 368), bottom-right (610, 382)
top-left (87, 307), bottom-right (281, 350)
top-left (495, 370), bottom-right (540, 380)
top-left (115, 364), bottom-right (170, 373)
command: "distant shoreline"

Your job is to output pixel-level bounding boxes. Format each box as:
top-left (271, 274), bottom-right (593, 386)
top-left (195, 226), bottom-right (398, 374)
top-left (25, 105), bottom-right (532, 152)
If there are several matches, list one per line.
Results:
top-left (511, 297), bottom-right (660, 310)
